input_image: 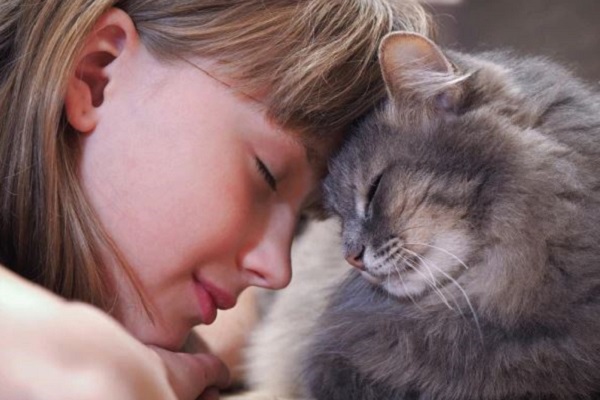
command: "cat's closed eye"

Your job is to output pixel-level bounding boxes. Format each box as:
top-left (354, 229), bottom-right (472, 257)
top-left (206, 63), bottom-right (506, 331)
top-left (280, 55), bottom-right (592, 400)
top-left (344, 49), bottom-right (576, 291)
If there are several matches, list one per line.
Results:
top-left (365, 173), bottom-right (383, 210)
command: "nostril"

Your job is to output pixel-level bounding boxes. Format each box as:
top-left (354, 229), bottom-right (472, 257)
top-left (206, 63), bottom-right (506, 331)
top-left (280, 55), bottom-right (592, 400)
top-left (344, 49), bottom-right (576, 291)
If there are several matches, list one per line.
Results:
top-left (345, 245), bottom-right (366, 270)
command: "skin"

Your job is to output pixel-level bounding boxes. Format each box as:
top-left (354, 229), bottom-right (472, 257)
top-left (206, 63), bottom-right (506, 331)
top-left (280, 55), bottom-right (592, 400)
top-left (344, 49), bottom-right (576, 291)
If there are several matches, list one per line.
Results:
top-left (67, 8), bottom-right (315, 349)
top-left (78, 48), bottom-right (313, 345)
top-left (193, 288), bottom-right (261, 384)
top-left (56, 7), bottom-right (317, 399)
top-left (0, 265), bottom-right (228, 400)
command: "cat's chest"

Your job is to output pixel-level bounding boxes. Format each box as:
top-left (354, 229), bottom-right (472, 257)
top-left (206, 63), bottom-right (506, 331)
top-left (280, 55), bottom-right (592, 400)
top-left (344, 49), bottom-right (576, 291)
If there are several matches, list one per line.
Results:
top-left (331, 277), bottom-right (492, 354)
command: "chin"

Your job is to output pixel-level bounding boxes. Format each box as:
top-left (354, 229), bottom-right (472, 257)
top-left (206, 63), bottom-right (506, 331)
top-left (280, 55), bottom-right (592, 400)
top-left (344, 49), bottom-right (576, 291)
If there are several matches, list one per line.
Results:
top-left (150, 331), bottom-right (190, 351)
top-left (123, 316), bottom-right (192, 351)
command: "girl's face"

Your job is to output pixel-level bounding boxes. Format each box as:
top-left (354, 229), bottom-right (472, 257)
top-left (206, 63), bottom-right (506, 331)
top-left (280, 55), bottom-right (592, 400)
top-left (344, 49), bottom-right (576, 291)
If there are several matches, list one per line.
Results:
top-left (77, 43), bottom-right (316, 349)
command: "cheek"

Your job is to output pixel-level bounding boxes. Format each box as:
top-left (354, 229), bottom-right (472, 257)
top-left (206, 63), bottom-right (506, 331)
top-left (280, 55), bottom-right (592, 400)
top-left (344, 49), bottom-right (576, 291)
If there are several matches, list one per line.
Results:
top-left (401, 205), bottom-right (453, 244)
top-left (176, 169), bottom-right (262, 266)
top-left (400, 212), bottom-right (437, 253)
top-left (431, 229), bottom-right (473, 262)
top-left (115, 159), bottom-right (257, 286)
top-left (406, 208), bottom-right (473, 271)
top-left (195, 180), bottom-right (255, 253)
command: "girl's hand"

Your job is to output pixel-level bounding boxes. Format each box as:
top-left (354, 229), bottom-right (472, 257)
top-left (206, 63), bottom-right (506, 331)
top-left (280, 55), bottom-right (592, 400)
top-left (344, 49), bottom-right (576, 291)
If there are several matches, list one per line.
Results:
top-left (150, 345), bottom-right (230, 400)
top-left (0, 265), bottom-right (229, 400)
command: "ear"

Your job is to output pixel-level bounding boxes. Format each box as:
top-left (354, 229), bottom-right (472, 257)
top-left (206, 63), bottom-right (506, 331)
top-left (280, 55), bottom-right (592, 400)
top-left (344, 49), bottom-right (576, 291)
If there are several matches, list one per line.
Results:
top-left (378, 32), bottom-right (465, 112)
top-left (64, 8), bottom-right (138, 133)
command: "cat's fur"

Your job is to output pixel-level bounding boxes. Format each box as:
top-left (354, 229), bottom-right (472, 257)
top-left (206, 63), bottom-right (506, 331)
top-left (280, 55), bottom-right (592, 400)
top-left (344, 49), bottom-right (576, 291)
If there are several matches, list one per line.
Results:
top-left (241, 219), bottom-right (348, 399)
top-left (302, 33), bottom-right (600, 400)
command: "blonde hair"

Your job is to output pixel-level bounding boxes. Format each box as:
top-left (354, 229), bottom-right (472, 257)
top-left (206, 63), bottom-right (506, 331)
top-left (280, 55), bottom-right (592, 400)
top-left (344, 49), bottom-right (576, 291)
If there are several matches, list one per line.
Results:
top-left (0, 0), bottom-right (431, 309)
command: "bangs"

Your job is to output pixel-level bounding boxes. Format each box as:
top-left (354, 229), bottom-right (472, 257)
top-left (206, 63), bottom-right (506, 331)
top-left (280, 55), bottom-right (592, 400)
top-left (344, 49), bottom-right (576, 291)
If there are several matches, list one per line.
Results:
top-left (128, 0), bottom-right (431, 134)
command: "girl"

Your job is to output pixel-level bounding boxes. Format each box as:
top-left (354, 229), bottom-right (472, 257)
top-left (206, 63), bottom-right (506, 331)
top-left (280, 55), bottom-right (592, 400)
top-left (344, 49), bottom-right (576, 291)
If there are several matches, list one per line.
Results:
top-left (0, 1), bottom-right (430, 399)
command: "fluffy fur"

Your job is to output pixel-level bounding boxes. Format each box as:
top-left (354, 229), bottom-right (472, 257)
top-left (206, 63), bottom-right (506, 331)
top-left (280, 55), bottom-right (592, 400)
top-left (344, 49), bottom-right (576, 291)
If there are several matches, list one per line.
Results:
top-left (302, 33), bottom-right (600, 399)
top-left (242, 219), bottom-right (348, 398)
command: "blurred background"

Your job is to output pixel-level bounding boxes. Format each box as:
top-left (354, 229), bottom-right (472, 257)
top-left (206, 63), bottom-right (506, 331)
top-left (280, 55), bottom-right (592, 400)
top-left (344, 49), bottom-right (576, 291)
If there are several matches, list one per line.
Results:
top-left (423, 0), bottom-right (600, 84)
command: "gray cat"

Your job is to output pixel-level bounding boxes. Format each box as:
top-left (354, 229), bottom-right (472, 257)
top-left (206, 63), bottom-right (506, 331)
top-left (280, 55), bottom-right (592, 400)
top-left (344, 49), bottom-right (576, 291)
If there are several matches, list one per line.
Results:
top-left (303, 32), bottom-right (600, 400)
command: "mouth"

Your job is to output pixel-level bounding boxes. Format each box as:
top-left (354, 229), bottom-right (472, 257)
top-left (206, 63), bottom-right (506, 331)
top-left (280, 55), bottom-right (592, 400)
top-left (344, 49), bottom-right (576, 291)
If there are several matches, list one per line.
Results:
top-left (360, 270), bottom-right (384, 285)
top-left (192, 276), bottom-right (237, 325)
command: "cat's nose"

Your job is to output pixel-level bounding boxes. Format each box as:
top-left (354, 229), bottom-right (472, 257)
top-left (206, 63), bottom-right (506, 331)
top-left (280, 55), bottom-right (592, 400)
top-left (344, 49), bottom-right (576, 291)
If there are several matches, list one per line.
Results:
top-left (345, 246), bottom-right (365, 270)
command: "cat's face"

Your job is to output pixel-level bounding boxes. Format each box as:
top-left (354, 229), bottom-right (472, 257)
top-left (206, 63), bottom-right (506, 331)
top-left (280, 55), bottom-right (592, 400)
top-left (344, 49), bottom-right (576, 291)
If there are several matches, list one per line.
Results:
top-left (324, 32), bottom-right (522, 299)
top-left (325, 118), bottom-right (490, 298)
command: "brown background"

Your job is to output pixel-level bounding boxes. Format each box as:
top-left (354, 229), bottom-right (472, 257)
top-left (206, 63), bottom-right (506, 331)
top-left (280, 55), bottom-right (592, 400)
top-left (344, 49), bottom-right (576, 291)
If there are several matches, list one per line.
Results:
top-left (425, 0), bottom-right (600, 84)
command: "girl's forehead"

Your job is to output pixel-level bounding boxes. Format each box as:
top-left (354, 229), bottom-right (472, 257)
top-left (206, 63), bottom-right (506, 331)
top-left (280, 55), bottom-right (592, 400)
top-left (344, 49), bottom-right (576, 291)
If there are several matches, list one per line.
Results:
top-left (180, 55), bottom-right (344, 177)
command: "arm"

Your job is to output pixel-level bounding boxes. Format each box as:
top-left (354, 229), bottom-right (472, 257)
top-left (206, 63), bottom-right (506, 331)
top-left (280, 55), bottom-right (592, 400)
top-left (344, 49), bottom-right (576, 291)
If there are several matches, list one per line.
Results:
top-left (0, 265), bottom-right (228, 400)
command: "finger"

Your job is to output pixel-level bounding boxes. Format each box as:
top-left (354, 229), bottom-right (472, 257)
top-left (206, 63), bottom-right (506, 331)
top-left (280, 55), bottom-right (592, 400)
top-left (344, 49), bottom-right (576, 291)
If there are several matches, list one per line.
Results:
top-left (150, 347), bottom-right (230, 400)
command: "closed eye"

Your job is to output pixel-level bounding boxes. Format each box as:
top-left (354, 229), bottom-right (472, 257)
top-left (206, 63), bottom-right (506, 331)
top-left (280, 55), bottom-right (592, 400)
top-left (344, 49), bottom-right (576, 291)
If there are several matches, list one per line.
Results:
top-left (366, 173), bottom-right (383, 208)
top-left (255, 157), bottom-right (277, 191)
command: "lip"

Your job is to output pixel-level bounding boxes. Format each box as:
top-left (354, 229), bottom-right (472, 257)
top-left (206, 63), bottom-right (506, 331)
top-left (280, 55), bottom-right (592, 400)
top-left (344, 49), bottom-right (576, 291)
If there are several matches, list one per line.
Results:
top-left (192, 276), bottom-right (237, 325)
top-left (193, 278), bottom-right (217, 325)
top-left (200, 279), bottom-right (237, 310)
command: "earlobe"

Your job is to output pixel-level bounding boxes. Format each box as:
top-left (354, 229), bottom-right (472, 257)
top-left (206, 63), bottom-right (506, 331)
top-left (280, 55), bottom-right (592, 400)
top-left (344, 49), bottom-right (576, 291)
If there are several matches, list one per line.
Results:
top-left (65, 77), bottom-right (97, 133)
top-left (64, 8), bottom-right (138, 133)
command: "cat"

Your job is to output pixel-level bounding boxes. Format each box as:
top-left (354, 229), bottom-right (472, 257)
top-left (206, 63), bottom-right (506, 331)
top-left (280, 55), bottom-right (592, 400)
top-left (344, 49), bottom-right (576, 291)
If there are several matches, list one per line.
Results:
top-left (301, 32), bottom-right (600, 400)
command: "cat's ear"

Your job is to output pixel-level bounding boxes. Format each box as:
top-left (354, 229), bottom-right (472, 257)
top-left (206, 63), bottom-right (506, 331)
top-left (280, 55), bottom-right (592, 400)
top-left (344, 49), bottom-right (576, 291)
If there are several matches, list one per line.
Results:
top-left (379, 32), bottom-right (466, 112)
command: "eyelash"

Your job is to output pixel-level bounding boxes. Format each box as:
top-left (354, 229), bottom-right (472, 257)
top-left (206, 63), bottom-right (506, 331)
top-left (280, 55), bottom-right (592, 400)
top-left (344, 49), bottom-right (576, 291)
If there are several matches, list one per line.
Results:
top-left (255, 157), bottom-right (277, 191)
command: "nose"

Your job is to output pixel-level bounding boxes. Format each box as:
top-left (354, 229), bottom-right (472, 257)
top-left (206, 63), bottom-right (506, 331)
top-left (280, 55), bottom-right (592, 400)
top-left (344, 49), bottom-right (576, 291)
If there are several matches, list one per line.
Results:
top-left (239, 206), bottom-right (295, 290)
top-left (345, 245), bottom-right (365, 270)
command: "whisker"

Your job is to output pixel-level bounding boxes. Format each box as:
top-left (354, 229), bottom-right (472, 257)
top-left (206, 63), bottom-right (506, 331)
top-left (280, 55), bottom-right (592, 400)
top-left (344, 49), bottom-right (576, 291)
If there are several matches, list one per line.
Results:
top-left (404, 242), bottom-right (471, 271)
top-left (400, 253), bottom-right (455, 311)
top-left (398, 224), bottom-right (437, 235)
top-left (402, 247), bottom-right (483, 343)
top-left (390, 255), bottom-right (421, 308)
top-left (385, 265), bottom-right (396, 302)
top-left (380, 242), bottom-right (400, 299)
top-left (405, 253), bottom-right (462, 313)
top-left (374, 237), bottom-right (401, 260)
top-left (383, 246), bottom-right (402, 265)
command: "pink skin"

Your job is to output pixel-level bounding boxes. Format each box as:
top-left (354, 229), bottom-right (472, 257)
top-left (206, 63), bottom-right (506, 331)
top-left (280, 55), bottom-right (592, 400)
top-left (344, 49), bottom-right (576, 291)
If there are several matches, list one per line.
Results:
top-left (68, 10), bottom-right (315, 350)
